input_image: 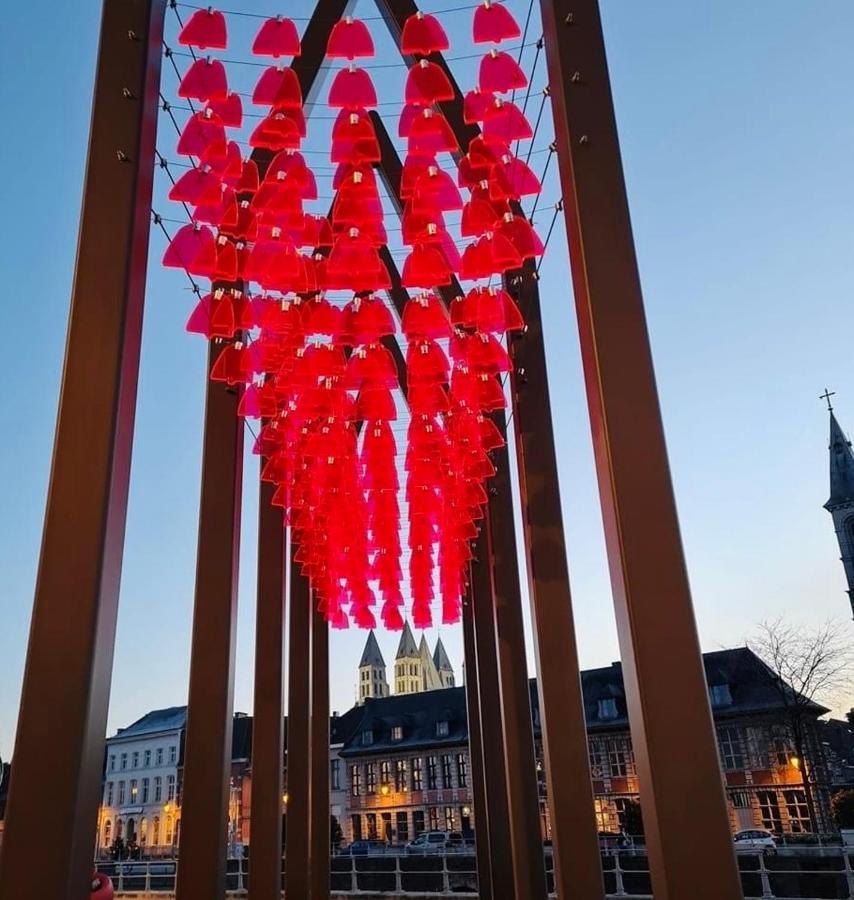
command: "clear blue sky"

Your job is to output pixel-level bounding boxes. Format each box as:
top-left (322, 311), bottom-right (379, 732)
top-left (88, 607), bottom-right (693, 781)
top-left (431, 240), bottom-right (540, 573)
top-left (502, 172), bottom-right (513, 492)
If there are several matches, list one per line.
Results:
top-left (1, 0), bottom-right (853, 761)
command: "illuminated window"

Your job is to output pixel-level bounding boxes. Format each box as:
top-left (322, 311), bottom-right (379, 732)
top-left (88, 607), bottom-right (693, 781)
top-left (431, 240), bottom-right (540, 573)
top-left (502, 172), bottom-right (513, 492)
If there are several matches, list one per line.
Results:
top-left (130, 780), bottom-right (138, 802)
top-left (380, 760), bottom-right (391, 786)
top-left (784, 790), bottom-right (811, 833)
top-left (428, 807), bottom-right (440, 831)
top-left (395, 759), bottom-right (408, 791)
top-left (366, 813), bottom-right (378, 840)
top-left (411, 757), bottom-right (423, 791)
top-left (165, 814), bottom-right (174, 845)
top-left (391, 725), bottom-right (403, 741)
top-left (351, 765), bottom-right (362, 797)
top-left (139, 818), bottom-right (148, 845)
top-left (427, 756), bottom-right (438, 790)
top-left (104, 819), bottom-right (112, 845)
top-left (444, 806), bottom-right (455, 831)
top-left (441, 755), bottom-right (453, 787)
top-left (366, 763), bottom-right (377, 794)
top-left (152, 816), bottom-right (160, 845)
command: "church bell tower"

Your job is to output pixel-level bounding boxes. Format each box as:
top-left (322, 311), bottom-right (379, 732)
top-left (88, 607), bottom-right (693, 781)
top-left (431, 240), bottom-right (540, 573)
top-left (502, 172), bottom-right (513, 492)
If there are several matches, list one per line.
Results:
top-left (822, 393), bottom-right (854, 617)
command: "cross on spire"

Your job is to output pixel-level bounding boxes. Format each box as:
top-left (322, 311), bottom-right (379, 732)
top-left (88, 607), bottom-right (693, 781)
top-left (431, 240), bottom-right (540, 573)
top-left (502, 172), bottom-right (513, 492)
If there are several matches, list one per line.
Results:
top-left (820, 388), bottom-right (836, 412)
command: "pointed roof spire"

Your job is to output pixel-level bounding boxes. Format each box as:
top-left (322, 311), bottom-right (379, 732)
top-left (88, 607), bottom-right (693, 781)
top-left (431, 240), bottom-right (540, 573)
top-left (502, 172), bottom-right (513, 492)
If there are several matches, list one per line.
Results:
top-left (825, 409), bottom-right (854, 510)
top-left (395, 621), bottom-right (419, 659)
top-left (433, 636), bottom-right (453, 672)
top-left (419, 635), bottom-right (443, 689)
top-left (359, 630), bottom-right (386, 668)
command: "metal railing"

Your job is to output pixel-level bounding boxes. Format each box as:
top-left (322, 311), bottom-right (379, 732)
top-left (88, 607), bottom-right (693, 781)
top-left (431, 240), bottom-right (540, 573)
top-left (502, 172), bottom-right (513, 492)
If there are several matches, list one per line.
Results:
top-left (102, 847), bottom-right (854, 898)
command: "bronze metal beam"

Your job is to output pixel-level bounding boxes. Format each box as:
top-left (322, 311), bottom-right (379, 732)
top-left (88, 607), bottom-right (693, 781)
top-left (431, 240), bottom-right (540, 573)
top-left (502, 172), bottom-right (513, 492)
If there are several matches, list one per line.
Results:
top-left (539, 1), bottom-right (742, 897)
top-left (285, 550), bottom-right (312, 899)
top-left (507, 266), bottom-right (605, 899)
top-left (0, 2), bottom-right (165, 897)
top-left (310, 602), bottom-right (330, 900)
top-left (249, 477), bottom-right (287, 900)
top-left (175, 342), bottom-right (245, 900)
top-left (461, 574), bottom-right (493, 900)
top-left (469, 536), bottom-right (515, 900)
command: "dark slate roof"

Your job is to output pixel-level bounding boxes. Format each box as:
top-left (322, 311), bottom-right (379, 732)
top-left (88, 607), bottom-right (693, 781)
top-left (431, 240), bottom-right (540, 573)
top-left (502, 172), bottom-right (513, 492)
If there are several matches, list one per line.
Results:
top-left (433, 637), bottom-right (453, 672)
top-left (395, 622), bottom-right (419, 659)
top-left (111, 706), bottom-right (187, 740)
top-left (579, 647), bottom-right (828, 731)
top-left (359, 630), bottom-right (386, 668)
top-left (231, 713), bottom-right (253, 761)
top-left (340, 687), bottom-right (468, 757)
top-left (330, 705), bottom-right (365, 746)
top-left (337, 647), bottom-right (827, 753)
top-left (826, 412), bottom-right (854, 510)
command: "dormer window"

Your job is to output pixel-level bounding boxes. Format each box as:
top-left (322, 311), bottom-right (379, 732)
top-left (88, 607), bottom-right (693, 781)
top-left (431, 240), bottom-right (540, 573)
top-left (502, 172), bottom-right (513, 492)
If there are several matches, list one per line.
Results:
top-left (598, 698), bottom-right (618, 720)
top-left (710, 683), bottom-right (732, 707)
top-left (391, 725), bottom-right (403, 742)
top-left (436, 720), bottom-right (449, 737)
top-left (362, 729), bottom-right (374, 746)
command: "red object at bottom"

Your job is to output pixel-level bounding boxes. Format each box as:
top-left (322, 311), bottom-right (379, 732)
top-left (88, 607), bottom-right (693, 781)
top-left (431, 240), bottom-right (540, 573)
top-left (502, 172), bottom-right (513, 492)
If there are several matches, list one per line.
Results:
top-left (91, 872), bottom-right (114, 900)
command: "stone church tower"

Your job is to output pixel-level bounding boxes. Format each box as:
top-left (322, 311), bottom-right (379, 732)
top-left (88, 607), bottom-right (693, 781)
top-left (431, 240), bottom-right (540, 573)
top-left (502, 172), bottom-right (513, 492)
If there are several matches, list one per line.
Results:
top-left (394, 622), bottom-right (422, 694)
top-left (357, 630), bottom-right (389, 704)
top-left (433, 636), bottom-right (455, 688)
top-left (824, 405), bottom-right (854, 617)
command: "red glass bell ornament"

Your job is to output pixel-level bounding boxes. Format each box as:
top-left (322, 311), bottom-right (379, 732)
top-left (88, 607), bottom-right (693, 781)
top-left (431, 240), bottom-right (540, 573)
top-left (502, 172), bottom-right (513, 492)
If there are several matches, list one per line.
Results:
top-left (409, 382), bottom-right (450, 415)
top-left (463, 88), bottom-right (496, 125)
top-left (303, 297), bottom-right (342, 336)
top-left (163, 223), bottom-right (217, 276)
top-left (178, 58), bottom-right (228, 102)
top-left (400, 152), bottom-right (436, 199)
top-left (331, 110), bottom-right (381, 164)
top-left (405, 60), bottom-right (454, 105)
top-left (252, 66), bottom-right (303, 107)
top-left (498, 213), bottom-right (544, 259)
top-left (177, 110), bottom-right (226, 159)
top-left (343, 294), bottom-right (396, 344)
top-left (328, 67), bottom-right (378, 109)
top-left (457, 331), bottom-right (511, 375)
top-left (205, 92), bottom-right (242, 128)
top-left (356, 385), bottom-right (397, 422)
top-left (252, 16), bottom-right (301, 58)
top-left (381, 604), bottom-right (405, 631)
top-left (186, 292), bottom-right (220, 338)
top-left (479, 49), bottom-right (528, 93)
top-left (476, 372), bottom-right (506, 410)
top-left (326, 18), bottom-right (375, 59)
top-left (210, 342), bottom-right (251, 385)
top-left (168, 166), bottom-right (222, 206)
top-left (178, 8), bottom-right (227, 50)
top-left (401, 11), bottom-right (449, 55)
top-left (407, 108), bottom-right (458, 154)
top-left (498, 154), bottom-right (542, 196)
top-left (459, 239), bottom-right (491, 281)
top-left (411, 166), bottom-right (463, 213)
top-left (482, 99), bottom-right (533, 143)
top-left (345, 343), bottom-right (398, 389)
top-left (472, 1), bottom-right (521, 44)
top-left (406, 339), bottom-right (450, 384)
top-left (466, 285), bottom-right (525, 332)
top-left (460, 196), bottom-right (499, 237)
top-left (213, 236), bottom-right (238, 281)
top-left (238, 382), bottom-right (278, 419)
top-left (402, 293), bottom-right (451, 340)
top-left (397, 103), bottom-right (425, 139)
top-left (235, 159), bottom-right (260, 193)
top-left (211, 140), bottom-right (243, 184)
top-left (249, 111), bottom-right (302, 151)
top-left (401, 243), bottom-right (453, 288)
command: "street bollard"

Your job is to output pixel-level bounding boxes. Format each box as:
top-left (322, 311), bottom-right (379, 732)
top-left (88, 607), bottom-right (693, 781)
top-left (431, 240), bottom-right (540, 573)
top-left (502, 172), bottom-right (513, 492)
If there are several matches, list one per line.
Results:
top-left (613, 852), bottom-right (627, 898)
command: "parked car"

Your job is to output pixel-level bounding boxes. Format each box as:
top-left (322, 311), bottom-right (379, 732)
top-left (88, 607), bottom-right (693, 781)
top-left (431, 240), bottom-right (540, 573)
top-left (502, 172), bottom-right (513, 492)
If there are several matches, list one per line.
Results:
top-left (338, 839), bottom-right (389, 857)
top-left (733, 829), bottom-right (777, 852)
top-left (405, 831), bottom-right (465, 854)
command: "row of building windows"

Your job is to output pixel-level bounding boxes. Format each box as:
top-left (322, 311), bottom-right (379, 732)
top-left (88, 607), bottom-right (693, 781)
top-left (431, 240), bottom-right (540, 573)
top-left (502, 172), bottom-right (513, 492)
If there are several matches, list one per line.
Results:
top-left (717, 726), bottom-right (795, 772)
top-left (350, 805), bottom-right (472, 842)
top-left (107, 746), bottom-right (177, 772)
top-left (104, 775), bottom-right (176, 807)
top-left (350, 754), bottom-right (468, 796)
top-left (102, 813), bottom-right (175, 848)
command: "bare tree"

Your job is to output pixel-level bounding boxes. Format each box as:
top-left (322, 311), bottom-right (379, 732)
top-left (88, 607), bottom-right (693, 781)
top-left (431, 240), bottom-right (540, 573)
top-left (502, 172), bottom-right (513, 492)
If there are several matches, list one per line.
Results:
top-left (749, 617), bottom-right (854, 833)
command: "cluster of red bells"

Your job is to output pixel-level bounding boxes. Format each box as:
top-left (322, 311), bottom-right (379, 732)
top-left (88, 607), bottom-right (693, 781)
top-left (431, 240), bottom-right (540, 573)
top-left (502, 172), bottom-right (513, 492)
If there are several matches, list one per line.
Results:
top-left (162, 3), bottom-right (541, 631)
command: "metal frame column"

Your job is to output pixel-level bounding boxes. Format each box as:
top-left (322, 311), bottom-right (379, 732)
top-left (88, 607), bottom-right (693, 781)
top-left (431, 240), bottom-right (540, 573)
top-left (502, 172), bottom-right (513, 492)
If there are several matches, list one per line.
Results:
top-left (0, 2), bottom-right (165, 897)
top-left (249, 478), bottom-right (287, 900)
top-left (539, 1), bottom-right (742, 897)
top-left (176, 340), bottom-right (245, 900)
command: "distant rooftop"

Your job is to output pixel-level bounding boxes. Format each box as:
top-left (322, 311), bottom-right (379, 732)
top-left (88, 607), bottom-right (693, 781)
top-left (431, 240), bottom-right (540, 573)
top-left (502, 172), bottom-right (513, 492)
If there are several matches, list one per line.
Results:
top-left (110, 706), bottom-right (187, 741)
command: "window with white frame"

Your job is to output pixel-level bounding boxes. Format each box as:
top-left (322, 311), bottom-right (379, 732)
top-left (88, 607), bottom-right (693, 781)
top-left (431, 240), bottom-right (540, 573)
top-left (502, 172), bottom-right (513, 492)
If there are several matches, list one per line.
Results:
top-left (132, 752), bottom-right (139, 768)
top-left (156, 748), bottom-right (163, 766)
top-left (351, 765), bottom-right (362, 797)
top-left (106, 782), bottom-right (114, 806)
top-left (331, 758), bottom-right (340, 791)
top-left (366, 763), bottom-right (377, 794)
top-left (167, 774), bottom-right (176, 801)
top-left (411, 757), bottom-right (423, 791)
top-left (154, 776), bottom-right (162, 802)
top-left (784, 790), bottom-right (811, 833)
top-left (395, 759), bottom-right (407, 791)
top-left (391, 725), bottom-right (403, 741)
top-left (718, 726), bottom-right (745, 770)
top-left (120, 753), bottom-right (128, 770)
top-left (143, 749), bottom-right (151, 768)
top-left (456, 753), bottom-right (468, 788)
top-left (142, 778), bottom-right (149, 803)
top-left (169, 746), bottom-right (177, 764)
top-left (441, 755), bottom-right (453, 788)
top-left (118, 782), bottom-right (126, 805)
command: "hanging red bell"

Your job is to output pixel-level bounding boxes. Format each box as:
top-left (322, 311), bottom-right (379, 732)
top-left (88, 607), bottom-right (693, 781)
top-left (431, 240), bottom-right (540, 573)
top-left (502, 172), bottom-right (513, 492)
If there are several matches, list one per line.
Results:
top-left (460, 196), bottom-right (500, 237)
top-left (482, 99), bottom-right (533, 143)
top-left (406, 339), bottom-right (450, 384)
top-left (168, 166), bottom-right (222, 206)
top-left (178, 8), bottom-right (227, 50)
top-left (235, 159), bottom-right (260, 193)
top-left (401, 243), bottom-right (453, 288)
top-left (328, 67), bottom-right (378, 109)
top-left (343, 294), bottom-right (396, 344)
top-left (472, 1), bottom-right (521, 44)
top-left (162, 223), bottom-right (217, 276)
top-left (177, 110), bottom-right (226, 159)
top-left (356, 385), bottom-right (397, 422)
top-left (252, 16), bottom-right (301, 58)
top-left (479, 49), bottom-right (528, 93)
top-left (402, 293), bottom-right (451, 340)
top-left (498, 213), bottom-right (544, 260)
top-left (178, 58), bottom-right (228, 102)
top-left (497, 154), bottom-right (542, 196)
top-left (407, 108), bottom-right (458, 153)
top-left (210, 342), bottom-right (251, 385)
top-left (401, 11), bottom-right (449, 55)
top-left (411, 166), bottom-right (463, 213)
top-left (463, 88), bottom-right (496, 125)
top-left (326, 18), bottom-right (375, 59)
top-left (252, 66), bottom-right (303, 107)
top-left (405, 60), bottom-right (455, 105)
top-left (249, 111), bottom-right (302, 151)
